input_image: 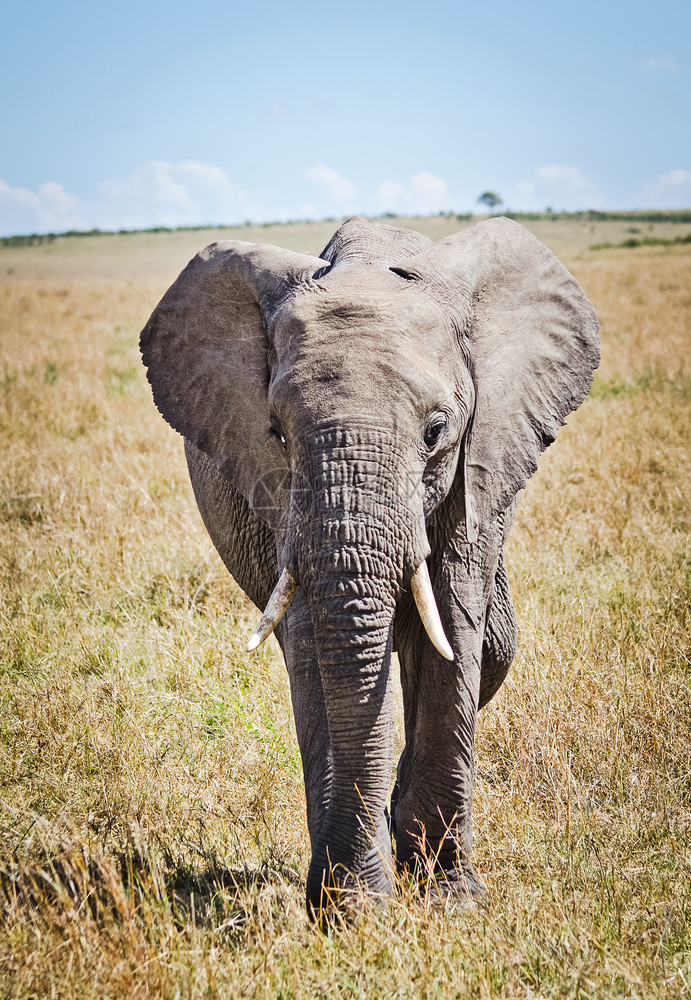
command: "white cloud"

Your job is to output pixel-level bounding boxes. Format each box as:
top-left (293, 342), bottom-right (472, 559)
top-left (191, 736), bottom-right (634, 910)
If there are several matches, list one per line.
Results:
top-left (535, 164), bottom-right (591, 193)
top-left (0, 177), bottom-right (84, 235)
top-left (96, 160), bottom-right (264, 229)
top-left (0, 161), bottom-right (268, 236)
top-left (639, 168), bottom-right (691, 208)
top-left (639, 56), bottom-right (679, 72)
top-left (295, 201), bottom-right (318, 219)
top-left (304, 165), bottom-right (357, 202)
top-left (514, 164), bottom-right (601, 210)
top-left (375, 172), bottom-right (451, 215)
top-left (410, 172), bottom-right (451, 213)
top-left (39, 181), bottom-right (81, 217)
top-left (659, 169), bottom-right (691, 186)
top-left (375, 181), bottom-right (405, 210)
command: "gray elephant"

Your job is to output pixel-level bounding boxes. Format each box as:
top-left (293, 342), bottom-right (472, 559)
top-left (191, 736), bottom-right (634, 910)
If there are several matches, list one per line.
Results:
top-left (140, 215), bottom-right (599, 915)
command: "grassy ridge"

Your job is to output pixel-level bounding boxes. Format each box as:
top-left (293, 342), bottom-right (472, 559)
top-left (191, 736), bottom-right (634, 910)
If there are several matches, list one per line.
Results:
top-left (0, 223), bottom-right (690, 997)
top-left (3, 207), bottom-right (691, 248)
top-left (592, 233), bottom-right (691, 251)
top-left (4, 212), bottom-right (691, 285)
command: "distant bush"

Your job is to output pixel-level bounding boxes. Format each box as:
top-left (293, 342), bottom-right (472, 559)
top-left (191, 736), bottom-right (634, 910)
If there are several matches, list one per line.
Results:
top-left (62, 228), bottom-right (103, 238)
top-left (3, 208), bottom-right (691, 247)
top-left (580, 209), bottom-right (691, 224)
top-left (591, 233), bottom-right (691, 250)
top-left (0, 233), bottom-right (57, 247)
top-left (503, 209), bottom-right (691, 225)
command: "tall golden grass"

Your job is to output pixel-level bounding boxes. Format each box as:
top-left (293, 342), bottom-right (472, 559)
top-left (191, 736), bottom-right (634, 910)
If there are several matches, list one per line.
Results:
top-left (0, 222), bottom-right (689, 998)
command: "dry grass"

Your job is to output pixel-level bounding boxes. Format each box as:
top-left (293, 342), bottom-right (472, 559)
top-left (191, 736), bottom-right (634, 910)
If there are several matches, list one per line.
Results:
top-left (0, 223), bottom-right (689, 998)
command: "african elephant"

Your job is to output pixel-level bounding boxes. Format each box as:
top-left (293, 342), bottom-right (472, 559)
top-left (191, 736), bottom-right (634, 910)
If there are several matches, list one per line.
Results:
top-left (140, 215), bottom-right (599, 915)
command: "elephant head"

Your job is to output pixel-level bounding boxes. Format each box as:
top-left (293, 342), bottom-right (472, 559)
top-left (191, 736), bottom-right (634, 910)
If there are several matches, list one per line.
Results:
top-left (141, 216), bottom-right (599, 913)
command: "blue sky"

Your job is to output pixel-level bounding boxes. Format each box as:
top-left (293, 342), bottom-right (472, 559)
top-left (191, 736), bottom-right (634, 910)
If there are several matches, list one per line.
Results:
top-left (1, 0), bottom-right (689, 235)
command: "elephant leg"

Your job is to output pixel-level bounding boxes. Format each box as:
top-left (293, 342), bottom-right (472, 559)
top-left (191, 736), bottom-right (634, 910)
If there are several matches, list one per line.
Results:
top-left (392, 525), bottom-right (504, 901)
top-left (392, 601), bottom-right (485, 900)
top-left (276, 595), bottom-right (332, 850)
top-left (479, 550), bottom-right (517, 709)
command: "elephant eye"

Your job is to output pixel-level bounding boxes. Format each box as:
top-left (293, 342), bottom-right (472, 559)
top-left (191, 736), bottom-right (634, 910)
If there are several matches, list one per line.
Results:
top-left (390, 266), bottom-right (418, 281)
top-left (270, 417), bottom-right (287, 449)
top-left (424, 416), bottom-right (448, 449)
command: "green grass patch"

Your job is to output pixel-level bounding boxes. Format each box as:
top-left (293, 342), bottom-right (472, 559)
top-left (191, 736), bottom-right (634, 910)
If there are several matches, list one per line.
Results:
top-left (590, 367), bottom-right (691, 400)
top-left (591, 232), bottom-right (691, 250)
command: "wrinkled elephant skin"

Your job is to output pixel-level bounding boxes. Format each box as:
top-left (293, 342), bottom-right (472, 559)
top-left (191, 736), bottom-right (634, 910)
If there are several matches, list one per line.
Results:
top-left (140, 216), bottom-right (599, 915)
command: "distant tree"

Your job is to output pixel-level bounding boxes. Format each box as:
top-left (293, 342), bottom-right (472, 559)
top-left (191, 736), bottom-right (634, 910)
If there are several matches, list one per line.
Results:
top-left (477, 191), bottom-right (503, 213)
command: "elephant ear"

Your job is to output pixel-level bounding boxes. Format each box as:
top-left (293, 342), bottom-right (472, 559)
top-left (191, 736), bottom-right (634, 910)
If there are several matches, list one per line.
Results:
top-left (412, 218), bottom-right (600, 535)
top-left (140, 241), bottom-right (327, 527)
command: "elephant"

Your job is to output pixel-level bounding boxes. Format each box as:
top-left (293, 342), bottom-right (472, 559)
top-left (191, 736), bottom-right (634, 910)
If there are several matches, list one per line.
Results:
top-left (140, 215), bottom-right (599, 915)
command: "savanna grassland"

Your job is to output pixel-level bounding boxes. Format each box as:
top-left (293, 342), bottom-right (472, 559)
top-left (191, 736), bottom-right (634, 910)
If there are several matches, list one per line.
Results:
top-left (0, 214), bottom-right (690, 998)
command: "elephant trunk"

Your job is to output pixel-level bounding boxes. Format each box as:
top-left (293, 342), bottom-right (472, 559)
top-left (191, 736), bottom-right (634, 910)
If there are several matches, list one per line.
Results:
top-left (305, 569), bottom-right (396, 909)
top-left (287, 423), bottom-right (426, 912)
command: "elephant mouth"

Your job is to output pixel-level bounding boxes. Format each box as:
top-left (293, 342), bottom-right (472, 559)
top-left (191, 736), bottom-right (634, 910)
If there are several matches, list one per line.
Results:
top-left (246, 559), bottom-right (453, 660)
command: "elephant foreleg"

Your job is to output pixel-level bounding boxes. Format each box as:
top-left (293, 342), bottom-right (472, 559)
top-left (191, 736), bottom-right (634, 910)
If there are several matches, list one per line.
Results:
top-left (392, 583), bottom-right (485, 901)
top-left (392, 518), bottom-right (506, 901)
top-left (276, 596), bottom-right (332, 850)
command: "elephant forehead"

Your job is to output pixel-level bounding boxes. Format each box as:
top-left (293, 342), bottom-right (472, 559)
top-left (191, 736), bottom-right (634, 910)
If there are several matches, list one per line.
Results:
top-left (275, 270), bottom-right (452, 353)
top-left (268, 330), bottom-right (458, 427)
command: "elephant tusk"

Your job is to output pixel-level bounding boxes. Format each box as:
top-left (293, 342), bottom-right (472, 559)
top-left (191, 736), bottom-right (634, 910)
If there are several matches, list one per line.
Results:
top-left (410, 561), bottom-right (455, 661)
top-left (246, 568), bottom-right (297, 651)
